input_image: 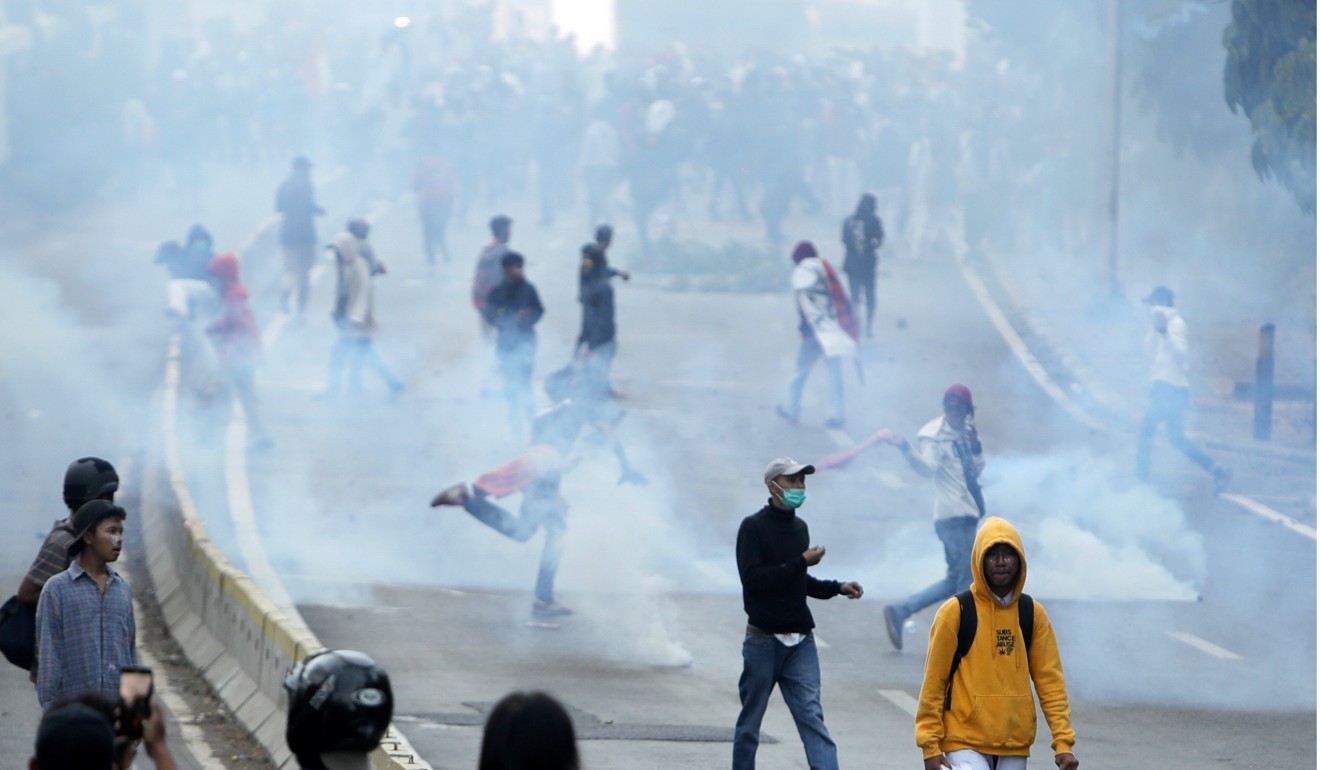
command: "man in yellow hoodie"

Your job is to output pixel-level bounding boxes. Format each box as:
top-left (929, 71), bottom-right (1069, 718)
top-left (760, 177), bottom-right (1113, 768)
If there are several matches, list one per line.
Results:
top-left (914, 517), bottom-right (1079, 770)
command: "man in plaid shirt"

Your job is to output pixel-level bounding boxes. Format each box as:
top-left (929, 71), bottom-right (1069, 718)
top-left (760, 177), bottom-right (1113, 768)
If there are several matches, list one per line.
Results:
top-left (36, 500), bottom-right (138, 711)
top-left (16, 457), bottom-right (119, 684)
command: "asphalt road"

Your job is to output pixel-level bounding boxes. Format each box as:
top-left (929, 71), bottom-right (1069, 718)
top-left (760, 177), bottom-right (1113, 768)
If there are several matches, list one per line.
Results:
top-left (1, 176), bottom-right (1314, 769)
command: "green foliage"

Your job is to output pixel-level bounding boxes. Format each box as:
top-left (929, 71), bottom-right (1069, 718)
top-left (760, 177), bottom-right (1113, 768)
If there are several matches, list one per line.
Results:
top-left (1223, 0), bottom-right (1317, 214)
top-left (631, 236), bottom-right (786, 293)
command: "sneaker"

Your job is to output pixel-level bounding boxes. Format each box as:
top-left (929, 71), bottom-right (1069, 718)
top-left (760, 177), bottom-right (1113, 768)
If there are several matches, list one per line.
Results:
top-left (1213, 466), bottom-right (1232, 495)
top-left (883, 605), bottom-right (904, 651)
top-left (824, 417), bottom-right (846, 430)
top-left (775, 405), bottom-right (798, 423)
top-left (532, 600), bottom-right (574, 617)
top-left (430, 483), bottom-right (468, 507)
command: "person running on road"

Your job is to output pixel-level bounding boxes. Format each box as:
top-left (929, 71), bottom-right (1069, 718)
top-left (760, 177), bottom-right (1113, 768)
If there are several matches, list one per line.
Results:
top-left (429, 398), bottom-right (645, 617)
top-left (322, 219), bottom-right (403, 400)
top-left (776, 240), bottom-right (858, 429)
top-left (485, 251), bottom-right (544, 439)
top-left (841, 192), bottom-right (884, 338)
top-left (1136, 285), bottom-right (1230, 492)
top-left (733, 457), bottom-right (863, 770)
top-left (914, 516), bottom-right (1079, 770)
top-left (876, 384), bottom-right (984, 651)
top-left (275, 156), bottom-right (325, 317)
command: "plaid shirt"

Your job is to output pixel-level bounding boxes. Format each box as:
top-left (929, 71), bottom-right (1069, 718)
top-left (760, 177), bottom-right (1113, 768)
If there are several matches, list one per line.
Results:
top-left (36, 559), bottom-right (138, 711)
top-left (24, 517), bottom-right (76, 588)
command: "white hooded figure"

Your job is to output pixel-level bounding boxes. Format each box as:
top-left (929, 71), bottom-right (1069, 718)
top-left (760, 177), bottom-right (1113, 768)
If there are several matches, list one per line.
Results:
top-left (778, 241), bottom-right (856, 428)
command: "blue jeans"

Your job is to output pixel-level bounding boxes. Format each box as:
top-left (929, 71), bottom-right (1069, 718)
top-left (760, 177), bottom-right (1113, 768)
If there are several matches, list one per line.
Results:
top-left (891, 516), bottom-right (978, 621)
top-left (1136, 380), bottom-right (1215, 479)
top-left (785, 336), bottom-right (844, 423)
top-left (464, 486), bottom-right (565, 603)
top-left (732, 633), bottom-right (838, 770)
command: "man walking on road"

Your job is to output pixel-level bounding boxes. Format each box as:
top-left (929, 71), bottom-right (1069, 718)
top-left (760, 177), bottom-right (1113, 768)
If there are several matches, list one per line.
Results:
top-left (485, 251), bottom-right (544, 438)
top-left (914, 516), bottom-right (1079, 770)
top-left (776, 241), bottom-right (858, 429)
top-left (36, 500), bottom-right (139, 711)
top-left (275, 155), bottom-right (325, 317)
top-left (1135, 285), bottom-right (1230, 492)
top-left (841, 192), bottom-right (884, 338)
top-left (322, 218), bottom-right (403, 400)
top-left (876, 384), bottom-right (984, 651)
top-left (733, 457), bottom-right (863, 770)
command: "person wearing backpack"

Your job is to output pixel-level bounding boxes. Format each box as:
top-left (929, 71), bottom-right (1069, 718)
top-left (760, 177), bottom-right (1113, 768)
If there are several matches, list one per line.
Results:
top-left (914, 516), bottom-right (1079, 770)
top-left (2, 459), bottom-right (119, 678)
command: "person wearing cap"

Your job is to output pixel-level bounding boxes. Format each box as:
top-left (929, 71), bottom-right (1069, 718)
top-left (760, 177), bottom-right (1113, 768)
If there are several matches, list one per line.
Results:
top-left (1137, 285), bottom-right (1230, 492)
top-left (776, 240), bottom-right (859, 430)
top-left (28, 701), bottom-right (117, 770)
top-left (36, 500), bottom-right (138, 710)
top-left (16, 458), bottom-right (120, 683)
top-left (874, 384), bottom-right (985, 651)
top-left (733, 457), bottom-right (863, 770)
top-left (276, 155), bottom-right (326, 316)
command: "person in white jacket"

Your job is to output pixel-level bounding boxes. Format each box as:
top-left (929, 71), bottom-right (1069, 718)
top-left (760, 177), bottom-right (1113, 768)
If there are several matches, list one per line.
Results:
top-left (1135, 285), bottom-right (1229, 491)
top-left (320, 218), bottom-right (403, 400)
top-left (776, 241), bottom-right (857, 429)
top-left (875, 384), bottom-right (985, 650)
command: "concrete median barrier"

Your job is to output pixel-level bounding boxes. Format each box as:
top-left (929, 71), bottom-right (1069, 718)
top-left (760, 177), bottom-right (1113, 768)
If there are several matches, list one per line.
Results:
top-left (142, 331), bottom-right (433, 770)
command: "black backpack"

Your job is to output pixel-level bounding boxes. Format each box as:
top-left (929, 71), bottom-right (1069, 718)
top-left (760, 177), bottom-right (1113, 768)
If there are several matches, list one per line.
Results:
top-left (0, 595), bottom-right (37, 670)
top-left (943, 589), bottom-right (1034, 711)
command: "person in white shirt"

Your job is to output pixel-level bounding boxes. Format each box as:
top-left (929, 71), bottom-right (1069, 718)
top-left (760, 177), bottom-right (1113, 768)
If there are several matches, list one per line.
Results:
top-left (776, 241), bottom-right (858, 429)
top-left (1136, 285), bottom-right (1230, 491)
top-left (875, 384), bottom-right (984, 650)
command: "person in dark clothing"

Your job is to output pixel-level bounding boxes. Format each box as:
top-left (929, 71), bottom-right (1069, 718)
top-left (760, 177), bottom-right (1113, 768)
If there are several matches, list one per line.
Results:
top-left (275, 155), bottom-right (325, 316)
top-left (733, 458), bottom-right (863, 770)
top-left (575, 243), bottom-right (617, 398)
top-left (841, 192), bottom-right (884, 338)
top-left (412, 154), bottom-right (456, 266)
top-left (484, 251), bottom-right (544, 438)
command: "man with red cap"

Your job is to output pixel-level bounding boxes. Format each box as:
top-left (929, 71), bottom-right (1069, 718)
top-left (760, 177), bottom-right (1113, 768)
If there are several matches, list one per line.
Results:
top-left (776, 241), bottom-right (858, 429)
top-left (874, 384), bottom-right (985, 650)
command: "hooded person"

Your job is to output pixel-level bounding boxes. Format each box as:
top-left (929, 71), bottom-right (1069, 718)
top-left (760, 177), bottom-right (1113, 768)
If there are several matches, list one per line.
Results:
top-left (206, 253), bottom-right (272, 448)
top-left (575, 243), bottom-right (617, 399)
top-left (776, 241), bottom-right (858, 429)
top-left (914, 517), bottom-right (1079, 770)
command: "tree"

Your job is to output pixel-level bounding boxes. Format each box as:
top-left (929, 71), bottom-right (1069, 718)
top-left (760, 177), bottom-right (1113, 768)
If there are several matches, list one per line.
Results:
top-left (1223, 0), bottom-right (1317, 215)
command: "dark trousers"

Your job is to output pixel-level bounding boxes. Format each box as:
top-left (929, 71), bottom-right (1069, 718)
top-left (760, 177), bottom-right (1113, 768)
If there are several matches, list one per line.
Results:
top-left (846, 268), bottom-right (876, 334)
top-left (464, 492), bottom-right (565, 603)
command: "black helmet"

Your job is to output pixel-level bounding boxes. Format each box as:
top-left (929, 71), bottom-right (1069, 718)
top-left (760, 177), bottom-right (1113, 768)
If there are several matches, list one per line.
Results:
top-left (63, 457), bottom-right (119, 511)
top-left (285, 649), bottom-right (393, 766)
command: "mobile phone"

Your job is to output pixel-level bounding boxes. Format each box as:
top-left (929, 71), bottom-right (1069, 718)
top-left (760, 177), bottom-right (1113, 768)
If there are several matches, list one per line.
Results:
top-left (118, 665), bottom-right (154, 739)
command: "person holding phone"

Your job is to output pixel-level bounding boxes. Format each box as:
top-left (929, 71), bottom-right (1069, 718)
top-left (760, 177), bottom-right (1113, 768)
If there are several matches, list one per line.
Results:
top-left (875, 384), bottom-right (986, 651)
top-left (35, 500), bottom-right (138, 711)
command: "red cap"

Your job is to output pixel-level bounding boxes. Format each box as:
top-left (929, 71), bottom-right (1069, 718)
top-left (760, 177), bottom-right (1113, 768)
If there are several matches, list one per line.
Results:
top-left (944, 384), bottom-right (973, 407)
top-left (791, 240), bottom-right (817, 263)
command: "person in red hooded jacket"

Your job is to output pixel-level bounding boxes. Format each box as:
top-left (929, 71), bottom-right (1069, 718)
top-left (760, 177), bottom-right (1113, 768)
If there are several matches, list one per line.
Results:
top-left (206, 252), bottom-right (272, 450)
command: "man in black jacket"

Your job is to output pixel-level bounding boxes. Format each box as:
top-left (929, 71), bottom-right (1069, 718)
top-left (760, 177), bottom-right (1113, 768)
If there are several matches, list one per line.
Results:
top-left (484, 251), bottom-right (544, 438)
top-left (733, 457), bottom-right (863, 770)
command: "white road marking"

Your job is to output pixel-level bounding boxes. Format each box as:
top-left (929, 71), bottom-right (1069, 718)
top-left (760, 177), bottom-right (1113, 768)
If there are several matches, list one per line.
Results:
top-left (1166, 631), bottom-right (1243, 660)
top-left (956, 259), bottom-right (1107, 433)
top-left (825, 427), bottom-right (852, 446)
top-left (877, 689), bottom-right (919, 716)
top-left (814, 636), bottom-right (830, 649)
top-left (1220, 493), bottom-right (1317, 540)
top-left (223, 410), bottom-right (300, 615)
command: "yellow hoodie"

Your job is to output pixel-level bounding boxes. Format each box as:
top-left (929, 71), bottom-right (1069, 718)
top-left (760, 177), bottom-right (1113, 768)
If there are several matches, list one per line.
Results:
top-left (914, 516), bottom-right (1076, 759)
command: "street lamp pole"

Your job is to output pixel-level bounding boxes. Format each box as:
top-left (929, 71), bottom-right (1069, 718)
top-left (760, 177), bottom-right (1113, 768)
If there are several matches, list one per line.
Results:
top-left (1106, 0), bottom-right (1124, 297)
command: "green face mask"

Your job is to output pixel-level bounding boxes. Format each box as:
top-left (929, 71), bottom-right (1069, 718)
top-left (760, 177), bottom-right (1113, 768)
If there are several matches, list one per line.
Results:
top-left (774, 482), bottom-right (807, 509)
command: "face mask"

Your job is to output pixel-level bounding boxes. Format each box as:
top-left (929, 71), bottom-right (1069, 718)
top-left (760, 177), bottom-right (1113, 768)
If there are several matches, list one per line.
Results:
top-left (773, 482), bottom-right (806, 509)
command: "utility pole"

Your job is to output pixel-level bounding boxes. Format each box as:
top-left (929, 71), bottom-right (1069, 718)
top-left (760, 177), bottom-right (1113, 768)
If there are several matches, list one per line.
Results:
top-left (1106, 0), bottom-right (1124, 297)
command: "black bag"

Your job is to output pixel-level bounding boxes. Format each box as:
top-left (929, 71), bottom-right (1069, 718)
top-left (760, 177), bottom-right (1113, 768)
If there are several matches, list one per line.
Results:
top-left (0, 594), bottom-right (37, 671)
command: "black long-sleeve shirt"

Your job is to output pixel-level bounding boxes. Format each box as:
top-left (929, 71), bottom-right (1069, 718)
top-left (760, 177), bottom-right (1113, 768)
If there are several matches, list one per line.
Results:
top-left (484, 279), bottom-right (544, 353)
top-left (736, 501), bottom-right (842, 634)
